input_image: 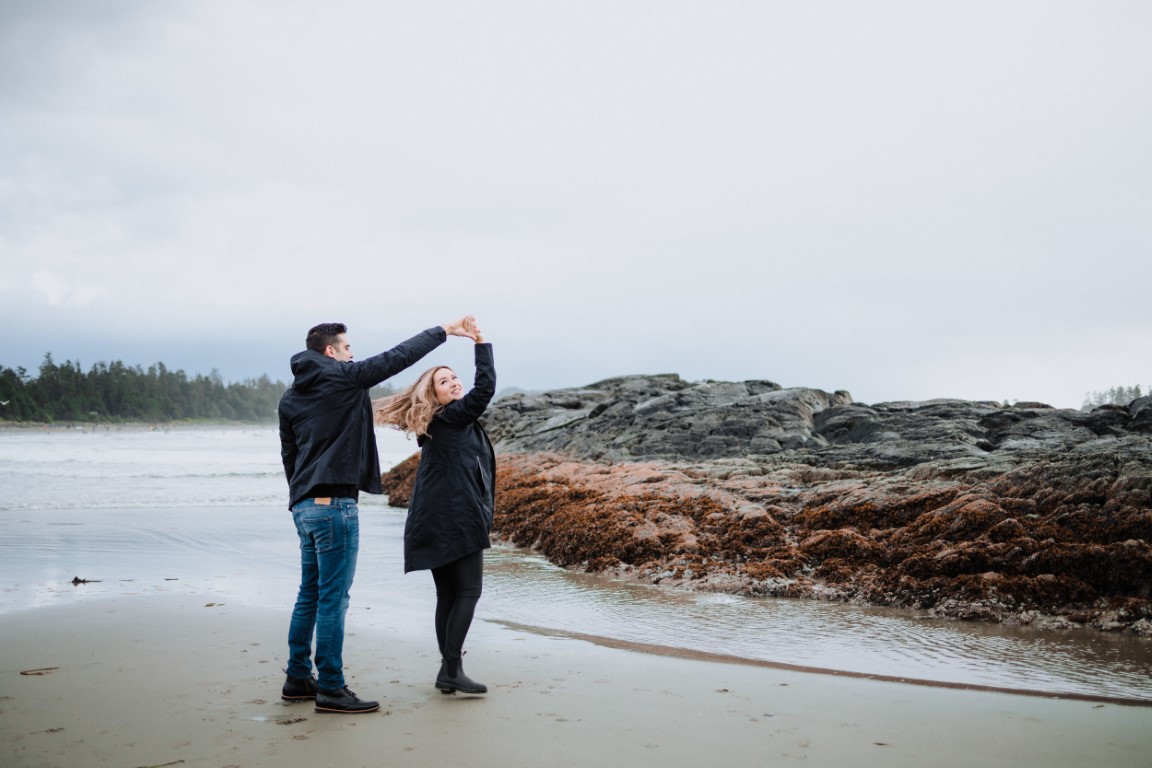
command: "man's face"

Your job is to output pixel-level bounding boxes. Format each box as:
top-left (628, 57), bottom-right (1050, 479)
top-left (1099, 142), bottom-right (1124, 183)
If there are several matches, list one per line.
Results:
top-left (326, 334), bottom-right (353, 362)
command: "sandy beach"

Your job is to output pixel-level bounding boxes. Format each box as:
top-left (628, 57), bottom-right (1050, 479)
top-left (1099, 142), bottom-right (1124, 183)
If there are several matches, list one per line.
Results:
top-left (2, 593), bottom-right (1149, 768)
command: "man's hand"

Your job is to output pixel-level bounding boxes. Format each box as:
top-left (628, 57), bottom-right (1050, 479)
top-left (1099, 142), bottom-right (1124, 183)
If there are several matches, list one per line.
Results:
top-left (443, 315), bottom-right (480, 340)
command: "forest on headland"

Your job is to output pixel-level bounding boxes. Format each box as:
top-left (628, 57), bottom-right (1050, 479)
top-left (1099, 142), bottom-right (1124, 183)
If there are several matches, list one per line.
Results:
top-left (0, 353), bottom-right (1144, 424)
top-left (0, 355), bottom-right (285, 423)
top-left (0, 354), bottom-right (397, 423)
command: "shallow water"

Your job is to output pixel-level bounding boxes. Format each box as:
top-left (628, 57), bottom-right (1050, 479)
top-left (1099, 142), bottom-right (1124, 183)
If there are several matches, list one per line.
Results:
top-left (1, 424), bottom-right (1149, 702)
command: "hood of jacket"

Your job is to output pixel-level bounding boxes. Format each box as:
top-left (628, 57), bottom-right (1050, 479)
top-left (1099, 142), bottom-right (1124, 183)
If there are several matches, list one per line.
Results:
top-left (288, 349), bottom-right (334, 391)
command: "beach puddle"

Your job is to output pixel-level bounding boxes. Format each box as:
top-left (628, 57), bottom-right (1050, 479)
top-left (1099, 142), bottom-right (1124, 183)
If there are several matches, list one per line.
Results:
top-left (482, 546), bottom-right (1152, 703)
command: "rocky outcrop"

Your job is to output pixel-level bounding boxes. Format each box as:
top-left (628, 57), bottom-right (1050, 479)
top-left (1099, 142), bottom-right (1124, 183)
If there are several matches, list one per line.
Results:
top-left (384, 377), bottom-right (1152, 633)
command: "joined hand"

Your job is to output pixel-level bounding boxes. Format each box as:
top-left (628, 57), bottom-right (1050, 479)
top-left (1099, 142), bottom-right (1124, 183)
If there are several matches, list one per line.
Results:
top-left (443, 315), bottom-right (482, 341)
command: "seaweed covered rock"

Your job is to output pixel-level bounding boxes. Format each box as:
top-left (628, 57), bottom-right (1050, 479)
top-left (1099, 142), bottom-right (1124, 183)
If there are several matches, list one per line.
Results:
top-left (380, 451), bottom-right (420, 508)
top-left (382, 376), bottom-right (1152, 632)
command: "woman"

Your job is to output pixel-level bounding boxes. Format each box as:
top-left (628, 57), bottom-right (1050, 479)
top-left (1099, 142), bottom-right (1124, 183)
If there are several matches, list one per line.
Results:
top-left (375, 323), bottom-right (495, 695)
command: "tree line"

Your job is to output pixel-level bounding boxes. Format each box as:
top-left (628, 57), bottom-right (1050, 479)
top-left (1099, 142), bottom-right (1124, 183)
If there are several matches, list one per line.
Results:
top-left (1082, 385), bottom-right (1149, 410)
top-left (0, 354), bottom-right (394, 423)
top-left (5, 352), bottom-right (1141, 422)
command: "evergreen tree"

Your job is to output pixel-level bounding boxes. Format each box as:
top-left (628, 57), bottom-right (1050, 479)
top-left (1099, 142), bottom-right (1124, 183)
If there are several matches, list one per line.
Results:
top-left (0, 355), bottom-right (289, 423)
top-left (1082, 384), bottom-right (1149, 410)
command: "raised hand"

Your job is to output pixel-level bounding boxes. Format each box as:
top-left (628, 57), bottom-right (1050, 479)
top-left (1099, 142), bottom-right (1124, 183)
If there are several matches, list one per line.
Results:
top-left (442, 315), bottom-right (478, 340)
top-left (465, 316), bottom-right (485, 343)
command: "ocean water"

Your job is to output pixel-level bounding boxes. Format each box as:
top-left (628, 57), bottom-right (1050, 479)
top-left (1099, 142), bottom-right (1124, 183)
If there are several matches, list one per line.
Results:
top-left (1, 424), bottom-right (1150, 703)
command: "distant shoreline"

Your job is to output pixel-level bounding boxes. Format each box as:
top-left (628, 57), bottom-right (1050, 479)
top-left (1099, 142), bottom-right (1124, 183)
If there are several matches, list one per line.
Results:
top-left (0, 419), bottom-right (276, 431)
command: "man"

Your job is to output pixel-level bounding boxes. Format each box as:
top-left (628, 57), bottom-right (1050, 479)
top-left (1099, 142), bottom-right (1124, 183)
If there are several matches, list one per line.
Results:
top-left (278, 317), bottom-right (477, 714)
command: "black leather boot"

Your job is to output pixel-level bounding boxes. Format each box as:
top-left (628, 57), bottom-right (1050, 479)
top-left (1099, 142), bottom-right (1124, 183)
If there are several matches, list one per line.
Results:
top-left (281, 673), bottom-right (318, 702)
top-left (435, 655), bottom-right (487, 695)
top-left (315, 686), bottom-right (380, 714)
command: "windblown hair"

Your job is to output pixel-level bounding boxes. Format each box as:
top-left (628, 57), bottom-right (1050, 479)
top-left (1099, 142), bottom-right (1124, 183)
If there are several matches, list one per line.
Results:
top-left (374, 365), bottom-right (452, 437)
top-left (305, 322), bottom-right (347, 353)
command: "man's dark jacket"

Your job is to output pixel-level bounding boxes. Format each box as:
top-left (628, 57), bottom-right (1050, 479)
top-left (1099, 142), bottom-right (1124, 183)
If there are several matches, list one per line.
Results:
top-left (278, 327), bottom-right (446, 509)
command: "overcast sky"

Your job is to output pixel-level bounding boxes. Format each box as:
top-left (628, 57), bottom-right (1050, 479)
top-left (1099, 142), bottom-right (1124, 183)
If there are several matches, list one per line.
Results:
top-left (2, 1), bottom-right (1149, 408)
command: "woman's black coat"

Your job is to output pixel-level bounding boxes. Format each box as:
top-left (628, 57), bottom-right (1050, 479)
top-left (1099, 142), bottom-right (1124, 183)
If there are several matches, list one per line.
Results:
top-left (403, 343), bottom-right (496, 573)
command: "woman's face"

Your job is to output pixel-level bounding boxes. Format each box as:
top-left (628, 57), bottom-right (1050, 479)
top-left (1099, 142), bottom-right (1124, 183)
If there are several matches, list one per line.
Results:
top-left (432, 367), bottom-right (463, 405)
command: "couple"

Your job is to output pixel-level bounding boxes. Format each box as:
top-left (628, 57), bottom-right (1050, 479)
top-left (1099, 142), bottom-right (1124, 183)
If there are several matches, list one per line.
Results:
top-left (277, 316), bottom-right (496, 714)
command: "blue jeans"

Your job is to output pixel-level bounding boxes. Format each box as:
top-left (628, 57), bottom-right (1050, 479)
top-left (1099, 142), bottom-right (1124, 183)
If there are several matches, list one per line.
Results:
top-left (287, 497), bottom-right (359, 691)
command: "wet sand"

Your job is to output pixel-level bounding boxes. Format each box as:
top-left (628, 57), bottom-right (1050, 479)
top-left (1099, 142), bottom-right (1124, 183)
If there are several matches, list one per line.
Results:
top-left (2, 594), bottom-right (1150, 768)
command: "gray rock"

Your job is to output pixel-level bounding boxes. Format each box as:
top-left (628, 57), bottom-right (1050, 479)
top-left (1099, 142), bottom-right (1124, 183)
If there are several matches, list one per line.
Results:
top-left (486, 374), bottom-right (1152, 469)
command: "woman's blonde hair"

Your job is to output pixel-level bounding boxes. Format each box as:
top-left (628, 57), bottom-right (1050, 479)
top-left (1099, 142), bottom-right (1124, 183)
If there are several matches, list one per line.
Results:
top-left (374, 365), bottom-right (453, 437)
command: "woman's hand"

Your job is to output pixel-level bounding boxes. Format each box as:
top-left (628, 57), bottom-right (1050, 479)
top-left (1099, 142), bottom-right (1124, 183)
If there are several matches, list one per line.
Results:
top-left (443, 315), bottom-right (479, 340)
top-left (464, 316), bottom-right (485, 343)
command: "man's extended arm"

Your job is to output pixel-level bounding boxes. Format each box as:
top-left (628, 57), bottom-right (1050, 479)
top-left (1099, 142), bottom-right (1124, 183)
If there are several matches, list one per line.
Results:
top-left (346, 316), bottom-right (480, 389)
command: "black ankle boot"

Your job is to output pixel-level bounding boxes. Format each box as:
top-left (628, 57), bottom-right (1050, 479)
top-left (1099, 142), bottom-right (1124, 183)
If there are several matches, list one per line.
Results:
top-left (314, 686), bottom-right (380, 714)
top-left (435, 654), bottom-right (487, 695)
top-left (281, 673), bottom-right (318, 702)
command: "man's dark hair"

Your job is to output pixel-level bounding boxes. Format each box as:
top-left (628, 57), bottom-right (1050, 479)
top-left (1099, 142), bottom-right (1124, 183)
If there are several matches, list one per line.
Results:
top-left (305, 323), bottom-right (348, 353)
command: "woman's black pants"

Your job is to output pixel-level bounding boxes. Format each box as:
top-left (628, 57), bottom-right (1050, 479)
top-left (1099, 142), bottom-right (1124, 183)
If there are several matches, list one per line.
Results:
top-left (430, 550), bottom-right (483, 659)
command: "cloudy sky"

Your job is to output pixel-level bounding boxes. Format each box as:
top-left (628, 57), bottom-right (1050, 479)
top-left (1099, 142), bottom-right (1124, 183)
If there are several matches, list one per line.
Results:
top-left (2, 1), bottom-right (1148, 408)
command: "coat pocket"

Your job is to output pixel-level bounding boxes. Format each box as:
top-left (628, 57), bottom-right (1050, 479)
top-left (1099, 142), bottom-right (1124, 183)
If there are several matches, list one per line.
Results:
top-left (476, 456), bottom-right (493, 500)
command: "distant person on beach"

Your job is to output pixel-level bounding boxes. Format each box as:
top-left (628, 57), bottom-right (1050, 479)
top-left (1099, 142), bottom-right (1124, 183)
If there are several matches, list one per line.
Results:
top-left (375, 321), bottom-right (495, 695)
top-left (278, 317), bottom-right (479, 714)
